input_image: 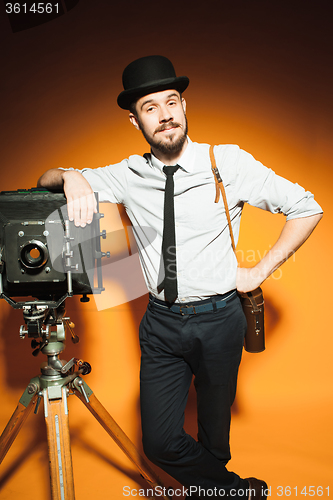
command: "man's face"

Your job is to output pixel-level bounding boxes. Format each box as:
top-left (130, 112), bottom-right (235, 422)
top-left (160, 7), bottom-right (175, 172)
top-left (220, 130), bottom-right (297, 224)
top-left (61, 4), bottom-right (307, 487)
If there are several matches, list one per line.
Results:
top-left (129, 89), bottom-right (188, 156)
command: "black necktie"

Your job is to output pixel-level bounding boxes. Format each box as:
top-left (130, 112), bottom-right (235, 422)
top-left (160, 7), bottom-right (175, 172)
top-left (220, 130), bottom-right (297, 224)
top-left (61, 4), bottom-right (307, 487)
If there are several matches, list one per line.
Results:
top-left (159, 165), bottom-right (180, 304)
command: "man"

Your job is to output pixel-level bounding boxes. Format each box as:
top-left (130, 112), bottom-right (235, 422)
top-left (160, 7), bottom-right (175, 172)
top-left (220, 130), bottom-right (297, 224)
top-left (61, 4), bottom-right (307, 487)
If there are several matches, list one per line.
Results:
top-left (37, 55), bottom-right (323, 499)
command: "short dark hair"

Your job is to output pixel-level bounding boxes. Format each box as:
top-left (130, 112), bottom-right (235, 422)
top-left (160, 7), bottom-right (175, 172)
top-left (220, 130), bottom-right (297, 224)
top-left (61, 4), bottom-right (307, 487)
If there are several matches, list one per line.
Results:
top-left (129, 100), bottom-right (138, 116)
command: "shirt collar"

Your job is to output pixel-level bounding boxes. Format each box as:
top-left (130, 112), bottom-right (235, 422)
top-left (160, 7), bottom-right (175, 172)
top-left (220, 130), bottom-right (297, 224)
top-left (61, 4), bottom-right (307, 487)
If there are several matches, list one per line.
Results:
top-left (147, 137), bottom-right (195, 174)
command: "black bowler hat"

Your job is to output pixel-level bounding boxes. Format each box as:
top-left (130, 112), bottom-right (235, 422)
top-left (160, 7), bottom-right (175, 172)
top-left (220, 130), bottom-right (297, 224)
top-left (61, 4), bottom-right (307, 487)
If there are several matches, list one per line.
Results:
top-left (117, 55), bottom-right (189, 110)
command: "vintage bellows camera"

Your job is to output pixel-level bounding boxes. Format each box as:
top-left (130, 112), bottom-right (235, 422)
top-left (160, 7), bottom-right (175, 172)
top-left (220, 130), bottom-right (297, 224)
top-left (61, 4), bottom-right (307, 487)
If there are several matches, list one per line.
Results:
top-left (0, 188), bottom-right (107, 307)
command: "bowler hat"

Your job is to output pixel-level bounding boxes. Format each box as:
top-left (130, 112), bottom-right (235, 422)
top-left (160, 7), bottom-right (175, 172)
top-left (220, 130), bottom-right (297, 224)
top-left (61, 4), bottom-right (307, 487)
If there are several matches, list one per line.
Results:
top-left (117, 55), bottom-right (189, 110)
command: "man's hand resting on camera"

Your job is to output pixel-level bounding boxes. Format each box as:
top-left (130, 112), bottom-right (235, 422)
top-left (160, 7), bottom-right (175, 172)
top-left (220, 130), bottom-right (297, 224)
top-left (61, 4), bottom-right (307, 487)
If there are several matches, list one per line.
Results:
top-left (37, 169), bottom-right (97, 227)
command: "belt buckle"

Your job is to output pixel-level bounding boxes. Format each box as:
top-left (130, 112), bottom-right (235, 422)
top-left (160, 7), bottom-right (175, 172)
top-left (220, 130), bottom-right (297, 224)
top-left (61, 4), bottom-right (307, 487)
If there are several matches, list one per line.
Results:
top-left (179, 304), bottom-right (196, 315)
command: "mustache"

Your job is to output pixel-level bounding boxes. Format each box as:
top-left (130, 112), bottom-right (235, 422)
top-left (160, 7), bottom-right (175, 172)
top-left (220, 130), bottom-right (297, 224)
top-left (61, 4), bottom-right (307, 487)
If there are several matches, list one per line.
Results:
top-left (154, 122), bottom-right (181, 134)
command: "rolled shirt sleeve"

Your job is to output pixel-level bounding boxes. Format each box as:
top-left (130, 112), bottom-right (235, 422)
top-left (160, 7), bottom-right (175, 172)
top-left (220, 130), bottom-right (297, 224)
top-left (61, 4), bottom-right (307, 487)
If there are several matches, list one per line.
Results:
top-left (215, 145), bottom-right (323, 220)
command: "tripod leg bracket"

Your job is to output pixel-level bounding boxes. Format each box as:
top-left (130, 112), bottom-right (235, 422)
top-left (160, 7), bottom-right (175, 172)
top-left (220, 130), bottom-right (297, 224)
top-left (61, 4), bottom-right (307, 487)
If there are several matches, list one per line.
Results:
top-left (19, 377), bottom-right (40, 407)
top-left (72, 377), bottom-right (93, 403)
top-left (43, 387), bottom-right (69, 418)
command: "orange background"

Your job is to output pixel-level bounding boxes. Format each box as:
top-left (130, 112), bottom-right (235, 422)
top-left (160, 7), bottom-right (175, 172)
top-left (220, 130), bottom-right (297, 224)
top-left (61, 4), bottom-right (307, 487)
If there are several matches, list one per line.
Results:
top-left (0, 1), bottom-right (332, 499)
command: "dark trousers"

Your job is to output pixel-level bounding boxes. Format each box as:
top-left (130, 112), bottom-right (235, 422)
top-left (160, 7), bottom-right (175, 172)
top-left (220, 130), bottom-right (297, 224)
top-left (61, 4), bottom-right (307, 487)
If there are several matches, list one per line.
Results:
top-left (139, 292), bottom-right (250, 499)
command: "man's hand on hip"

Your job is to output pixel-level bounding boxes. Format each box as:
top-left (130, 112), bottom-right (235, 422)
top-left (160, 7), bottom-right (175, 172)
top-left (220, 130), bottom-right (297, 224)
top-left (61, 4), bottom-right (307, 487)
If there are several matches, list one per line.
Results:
top-left (236, 267), bottom-right (265, 294)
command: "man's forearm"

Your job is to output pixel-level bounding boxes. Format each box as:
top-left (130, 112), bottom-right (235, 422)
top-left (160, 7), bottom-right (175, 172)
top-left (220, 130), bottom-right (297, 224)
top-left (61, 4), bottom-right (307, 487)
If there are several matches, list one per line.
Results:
top-left (236, 213), bottom-right (323, 293)
top-left (255, 213), bottom-right (323, 281)
top-left (37, 168), bottom-right (65, 189)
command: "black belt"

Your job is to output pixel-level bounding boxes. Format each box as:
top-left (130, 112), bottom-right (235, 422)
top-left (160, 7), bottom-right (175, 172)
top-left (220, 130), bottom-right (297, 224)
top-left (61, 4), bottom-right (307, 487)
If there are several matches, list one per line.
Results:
top-left (149, 290), bottom-right (237, 315)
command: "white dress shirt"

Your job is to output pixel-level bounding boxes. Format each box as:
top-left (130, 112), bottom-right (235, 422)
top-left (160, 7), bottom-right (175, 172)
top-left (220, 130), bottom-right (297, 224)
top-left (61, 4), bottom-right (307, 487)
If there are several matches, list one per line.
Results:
top-left (74, 138), bottom-right (322, 302)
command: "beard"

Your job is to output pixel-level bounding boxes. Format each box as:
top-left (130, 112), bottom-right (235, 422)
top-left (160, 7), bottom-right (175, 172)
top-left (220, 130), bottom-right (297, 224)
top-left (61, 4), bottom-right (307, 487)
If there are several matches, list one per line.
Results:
top-left (138, 113), bottom-right (188, 155)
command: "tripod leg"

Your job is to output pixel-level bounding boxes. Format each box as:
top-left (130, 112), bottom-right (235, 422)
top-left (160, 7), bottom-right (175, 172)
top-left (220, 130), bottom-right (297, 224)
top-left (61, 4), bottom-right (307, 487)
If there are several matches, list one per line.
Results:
top-left (73, 378), bottom-right (171, 500)
top-left (0, 379), bottom-right (39, 463)
top-left (44, 387), bottom-right (75, 500)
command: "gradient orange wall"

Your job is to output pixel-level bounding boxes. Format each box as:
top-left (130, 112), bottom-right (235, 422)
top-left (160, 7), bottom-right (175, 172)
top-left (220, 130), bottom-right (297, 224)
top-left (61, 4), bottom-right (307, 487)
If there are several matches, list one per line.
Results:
top-left (0, 1), bottom-right (332, 499)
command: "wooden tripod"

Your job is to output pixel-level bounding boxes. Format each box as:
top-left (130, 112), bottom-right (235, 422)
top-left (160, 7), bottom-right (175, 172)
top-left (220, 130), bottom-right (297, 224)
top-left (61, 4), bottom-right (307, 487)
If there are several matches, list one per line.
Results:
top-left (0, 315), bottom-right (171, 500)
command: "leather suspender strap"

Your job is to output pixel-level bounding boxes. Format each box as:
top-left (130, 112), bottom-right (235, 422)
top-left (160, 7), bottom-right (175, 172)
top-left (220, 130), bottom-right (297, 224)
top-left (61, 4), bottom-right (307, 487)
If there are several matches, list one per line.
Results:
top-left (209, 145), bottom-right (261, 313)
top-left (209, 145), bottom-right (236, 253)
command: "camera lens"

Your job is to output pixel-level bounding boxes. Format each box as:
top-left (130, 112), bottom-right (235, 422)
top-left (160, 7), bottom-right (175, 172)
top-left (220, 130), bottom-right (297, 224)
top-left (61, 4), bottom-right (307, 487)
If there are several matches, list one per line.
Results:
top-left (20, 240), bottom-right (49, 269)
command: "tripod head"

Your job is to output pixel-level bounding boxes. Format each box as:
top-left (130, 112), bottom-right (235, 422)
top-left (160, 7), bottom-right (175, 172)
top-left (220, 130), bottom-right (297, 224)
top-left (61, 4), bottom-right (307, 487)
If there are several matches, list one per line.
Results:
top-left (18, 300), bottom-right (90, 379)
